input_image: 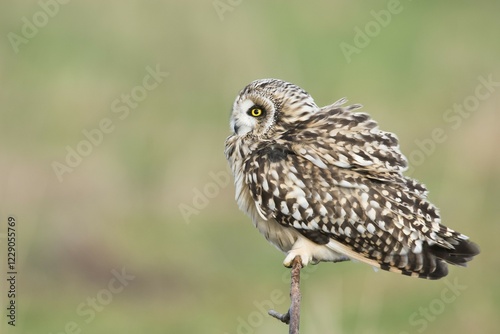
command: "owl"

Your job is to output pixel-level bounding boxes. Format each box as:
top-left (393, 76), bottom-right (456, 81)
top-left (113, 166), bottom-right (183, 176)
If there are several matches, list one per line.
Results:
top-left (224, 78), bottom-right (479, 279)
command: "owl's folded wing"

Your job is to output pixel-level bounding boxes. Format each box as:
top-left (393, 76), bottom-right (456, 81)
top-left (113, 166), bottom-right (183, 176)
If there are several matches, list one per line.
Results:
top-left (289, 102), bottom-right (412, 185)
top-left (244, 144), bottom-right (479, 279)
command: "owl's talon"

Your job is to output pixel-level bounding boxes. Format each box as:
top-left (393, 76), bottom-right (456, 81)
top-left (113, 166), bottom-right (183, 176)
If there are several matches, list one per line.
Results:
top-left (283, 251), bottom-right (309, 268)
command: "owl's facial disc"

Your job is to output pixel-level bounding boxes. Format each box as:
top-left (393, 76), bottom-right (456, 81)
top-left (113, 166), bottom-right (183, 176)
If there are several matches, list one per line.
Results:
top-left (230, 98), bottom-right (272, 136)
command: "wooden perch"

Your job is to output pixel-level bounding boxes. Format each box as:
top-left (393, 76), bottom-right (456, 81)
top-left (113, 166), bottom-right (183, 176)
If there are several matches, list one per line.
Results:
top-left (269, 256), bottom-right (302, 334)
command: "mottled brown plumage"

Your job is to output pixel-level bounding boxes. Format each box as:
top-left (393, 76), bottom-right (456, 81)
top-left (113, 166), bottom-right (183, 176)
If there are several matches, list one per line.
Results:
top-left (225, 78), bottom-right (479, 279)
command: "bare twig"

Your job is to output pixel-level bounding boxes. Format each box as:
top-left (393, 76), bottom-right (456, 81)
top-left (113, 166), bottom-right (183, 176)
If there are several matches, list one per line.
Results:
top-left (269, 256), bottom-right (302, 334)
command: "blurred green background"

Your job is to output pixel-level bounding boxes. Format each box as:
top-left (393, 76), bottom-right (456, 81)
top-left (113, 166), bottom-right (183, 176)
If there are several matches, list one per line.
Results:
top-left (0, 1), bottom-right (499, 333)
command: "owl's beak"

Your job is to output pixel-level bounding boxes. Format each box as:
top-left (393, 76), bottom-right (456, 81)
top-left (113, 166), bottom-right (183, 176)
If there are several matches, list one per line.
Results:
top-left (230, 116), bottom-right (253, 136)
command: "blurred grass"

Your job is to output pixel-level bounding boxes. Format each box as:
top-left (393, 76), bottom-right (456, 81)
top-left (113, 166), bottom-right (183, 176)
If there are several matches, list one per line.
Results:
top-left (0, 1), bottom-right (499, 333)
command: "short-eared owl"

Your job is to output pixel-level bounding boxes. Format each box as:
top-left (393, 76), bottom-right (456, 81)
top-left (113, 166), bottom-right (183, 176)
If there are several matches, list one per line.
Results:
top-left (224, 79), bottom-right (479, 279)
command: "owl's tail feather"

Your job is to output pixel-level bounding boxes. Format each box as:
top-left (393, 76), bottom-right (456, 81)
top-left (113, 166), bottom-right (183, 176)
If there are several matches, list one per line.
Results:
top-left (429, 238), bottom-right (480, 267)
top-left (326, 238), bottom-right (479, 280)
top-left (411, 238), bottom-right (480, 280)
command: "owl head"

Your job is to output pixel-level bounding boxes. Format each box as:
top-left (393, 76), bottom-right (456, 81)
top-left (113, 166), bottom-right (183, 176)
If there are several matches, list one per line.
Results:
top-left (229, 79), bottom-right (319, 138)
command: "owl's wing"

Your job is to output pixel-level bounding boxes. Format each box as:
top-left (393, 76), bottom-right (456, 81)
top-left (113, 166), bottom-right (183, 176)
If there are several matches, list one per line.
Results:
top-left (244, 141), bottom-right (478, 279)
top-left (289, 102), bottom-right (413, 185)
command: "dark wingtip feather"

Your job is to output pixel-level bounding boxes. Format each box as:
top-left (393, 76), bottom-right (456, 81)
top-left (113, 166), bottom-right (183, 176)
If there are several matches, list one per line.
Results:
top-left (416, 244), bottom-right (451, 280)
top-left (429, 239), bottom-right (480, 268)
top-left (408, 239), bottom-right (479, 280)
top-left (423, 260), bottom-right (449, 280)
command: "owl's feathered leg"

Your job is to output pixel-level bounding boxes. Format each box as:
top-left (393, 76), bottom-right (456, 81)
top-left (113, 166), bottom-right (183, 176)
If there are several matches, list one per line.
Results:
top-left (283, 233), bottom-right (352, 267)
top-left (269, 256), bottom-right (302, 333)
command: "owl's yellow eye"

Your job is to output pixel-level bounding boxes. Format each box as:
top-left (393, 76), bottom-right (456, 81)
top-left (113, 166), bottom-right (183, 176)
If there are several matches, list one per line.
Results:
top-left (248, 107), bottom-right (263, 117)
